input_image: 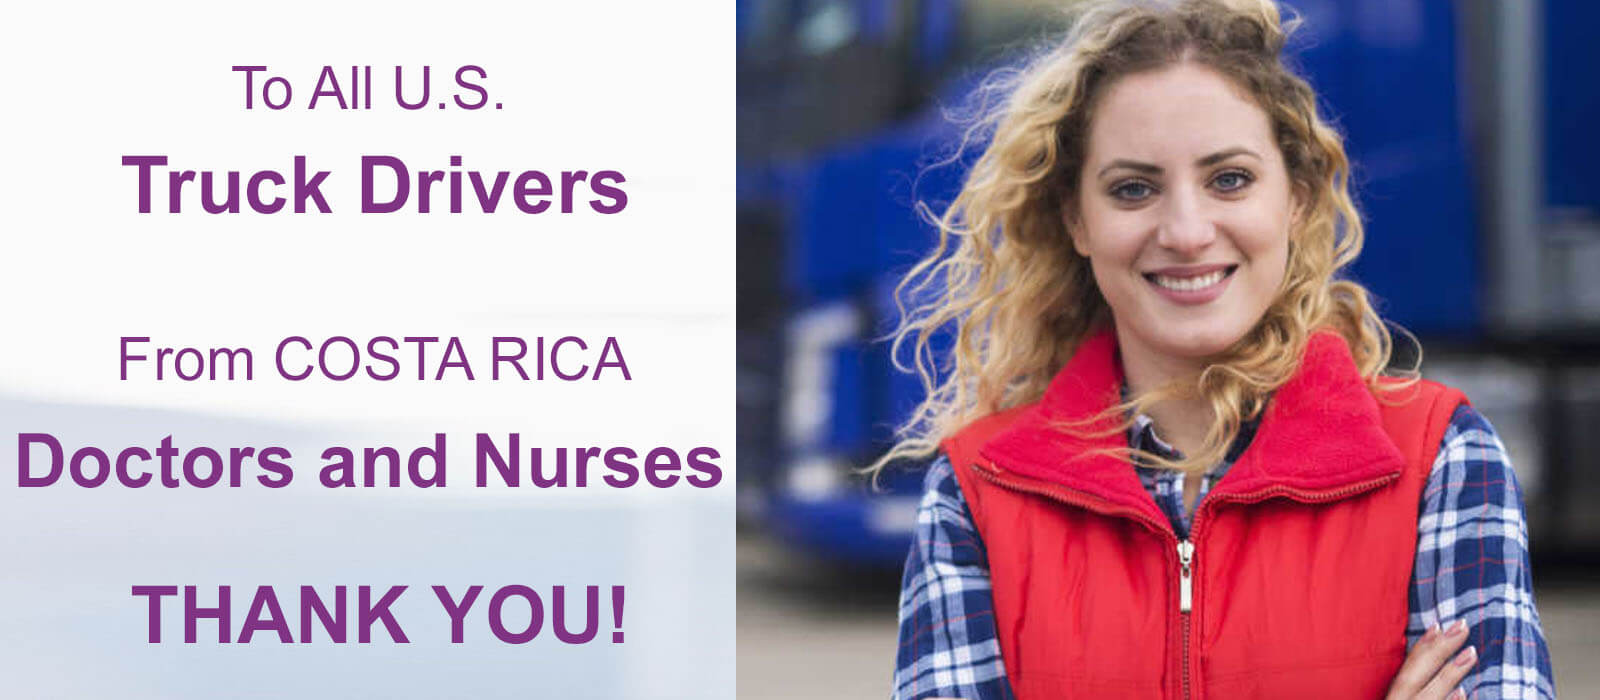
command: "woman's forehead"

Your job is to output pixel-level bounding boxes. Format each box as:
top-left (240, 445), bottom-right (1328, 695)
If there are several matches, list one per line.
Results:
top-left (1084, 63), bottom-right (1276, 168)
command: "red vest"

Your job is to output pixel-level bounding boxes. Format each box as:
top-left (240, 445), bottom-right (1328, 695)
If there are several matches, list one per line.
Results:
top-left (943, 328), bottom-right (1464, 699)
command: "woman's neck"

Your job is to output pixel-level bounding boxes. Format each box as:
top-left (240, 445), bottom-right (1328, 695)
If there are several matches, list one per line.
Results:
top-left (1116, 330), bottom-right (1215, 459)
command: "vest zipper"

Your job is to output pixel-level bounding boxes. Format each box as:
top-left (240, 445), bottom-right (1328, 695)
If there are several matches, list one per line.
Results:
top-left (1178, 539), bottom-right (1194, 700)
top-left (1177, 540), bottom-right (1194, 612)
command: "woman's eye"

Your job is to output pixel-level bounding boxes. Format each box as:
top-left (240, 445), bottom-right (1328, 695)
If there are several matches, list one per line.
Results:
top-left (1211, 170), bottom-right (1253, 193)
top-left (1110, 181), bottom-right (1155, 201)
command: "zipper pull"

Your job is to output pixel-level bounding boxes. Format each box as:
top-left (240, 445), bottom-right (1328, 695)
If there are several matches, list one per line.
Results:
top-left (1177, 539), bottom-right (1194, 612)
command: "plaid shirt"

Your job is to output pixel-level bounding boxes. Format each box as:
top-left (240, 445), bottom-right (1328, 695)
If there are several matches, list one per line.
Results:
top-left (892, 403), bottom-right (1555, 699)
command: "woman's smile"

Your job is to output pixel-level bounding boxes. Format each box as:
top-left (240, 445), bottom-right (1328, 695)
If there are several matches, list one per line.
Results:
top-left (1143, 263), bottom-right (1239, 304)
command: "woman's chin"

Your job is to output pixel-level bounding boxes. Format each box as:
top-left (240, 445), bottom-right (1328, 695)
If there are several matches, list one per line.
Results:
top-left (1143, 320), bottom-right (1252, 361)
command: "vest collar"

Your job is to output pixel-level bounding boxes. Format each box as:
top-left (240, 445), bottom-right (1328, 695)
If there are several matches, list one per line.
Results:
top-left (978, 325), bottom-right (1407, 525)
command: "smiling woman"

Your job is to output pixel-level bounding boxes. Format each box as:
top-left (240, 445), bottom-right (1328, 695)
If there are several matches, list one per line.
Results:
top-left (877, 0), bottom-right (1555, 699)
top-left (1073, 63), bottom-right (1293, 408)
top-left (1071, 63), bottom-right (1295, 471)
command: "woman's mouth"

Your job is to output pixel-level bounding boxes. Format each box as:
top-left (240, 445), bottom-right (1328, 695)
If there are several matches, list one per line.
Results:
top-left (1142, 265), bottom-right (1238, 304)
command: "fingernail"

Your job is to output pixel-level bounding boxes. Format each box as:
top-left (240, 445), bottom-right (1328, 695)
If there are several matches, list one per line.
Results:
top-left (1448, 689), bottom-right (1465, 700)
top-left (1454, 645), bottom-right (1477, 667)
top-left (1448, 619), bottom-right (1469, 636)
top-left (1422, 624), bottom-right (1441, 641)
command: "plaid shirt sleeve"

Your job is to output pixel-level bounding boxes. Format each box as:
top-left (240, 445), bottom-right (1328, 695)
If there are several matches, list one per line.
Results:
top-left (1409, 404), bottom-right (1556, 699)
top-left (892, 455), bottom-right (1014, 700)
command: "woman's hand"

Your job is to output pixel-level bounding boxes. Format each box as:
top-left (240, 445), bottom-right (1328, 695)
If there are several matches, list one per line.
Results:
top-left (1385, 620), bottom-right (1476, 699)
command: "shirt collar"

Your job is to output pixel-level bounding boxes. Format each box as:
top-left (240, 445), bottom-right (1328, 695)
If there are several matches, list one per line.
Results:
top-left (1126, 406), bottom-right (1260, 478)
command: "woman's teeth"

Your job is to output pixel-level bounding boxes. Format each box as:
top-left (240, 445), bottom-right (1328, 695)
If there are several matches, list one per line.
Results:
top-left (1152, 269), bottom-right (1227, 291)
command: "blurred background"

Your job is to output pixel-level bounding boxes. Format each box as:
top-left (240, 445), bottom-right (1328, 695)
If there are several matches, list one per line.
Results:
top-left (734, 0), bottom-right (1600, 697)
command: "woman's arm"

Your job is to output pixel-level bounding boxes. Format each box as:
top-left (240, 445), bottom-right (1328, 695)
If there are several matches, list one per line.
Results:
top-left (1408, 404), bottom-right (1556, 699)
top-left (892, 455), bottom-right (1014, 700)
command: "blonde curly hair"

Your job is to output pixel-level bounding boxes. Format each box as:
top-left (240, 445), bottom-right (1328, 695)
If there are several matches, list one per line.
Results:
top-left (875, 0), bottom-right (1414, 476)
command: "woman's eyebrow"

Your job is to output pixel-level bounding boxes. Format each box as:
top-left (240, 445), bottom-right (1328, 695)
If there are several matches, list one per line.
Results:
top-left (1097, 147), bottom-right (1263, 178)
top-left (1097, 159), bottom-right (1162, 178)
top-left (1196, 147), bottom-right (1261, 167)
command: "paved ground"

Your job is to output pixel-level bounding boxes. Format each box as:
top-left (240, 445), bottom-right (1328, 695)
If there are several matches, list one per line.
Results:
top-left (738, 532), bottom-right (1600, 699)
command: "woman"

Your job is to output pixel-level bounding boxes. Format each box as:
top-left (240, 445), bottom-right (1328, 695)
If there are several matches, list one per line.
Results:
top-left (882, 1), bottom-right (1555, 698)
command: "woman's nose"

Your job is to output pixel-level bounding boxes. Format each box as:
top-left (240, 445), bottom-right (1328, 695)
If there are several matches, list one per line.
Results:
top-left (1155, 187), bottom-right (1217, 254)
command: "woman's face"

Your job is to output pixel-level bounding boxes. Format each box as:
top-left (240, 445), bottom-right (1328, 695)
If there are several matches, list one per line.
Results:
top-left (1070, 62), bottom-right (1294, 372)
